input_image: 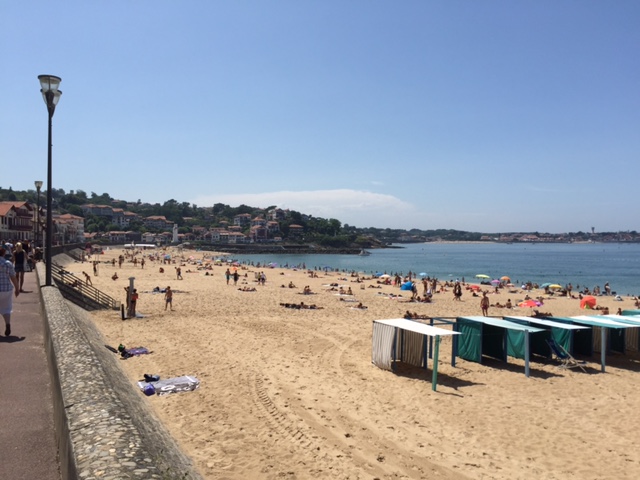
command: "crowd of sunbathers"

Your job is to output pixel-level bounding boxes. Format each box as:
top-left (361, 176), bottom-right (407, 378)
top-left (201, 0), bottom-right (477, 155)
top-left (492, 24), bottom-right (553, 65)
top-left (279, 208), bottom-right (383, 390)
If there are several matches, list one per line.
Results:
top-left (491, 299), bottom-right (513, 309)
top-left (326, 285), bottom-right (354, 295)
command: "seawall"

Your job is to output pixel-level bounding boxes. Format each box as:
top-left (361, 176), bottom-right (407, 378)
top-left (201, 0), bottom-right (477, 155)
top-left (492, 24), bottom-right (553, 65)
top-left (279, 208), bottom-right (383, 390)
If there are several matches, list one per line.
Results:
top-left (37, 261), bottom-right (202, 480)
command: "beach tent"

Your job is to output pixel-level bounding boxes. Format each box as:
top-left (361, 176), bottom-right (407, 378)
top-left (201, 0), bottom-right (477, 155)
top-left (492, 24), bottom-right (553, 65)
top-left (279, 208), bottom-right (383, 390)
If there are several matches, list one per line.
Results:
top-left (572, 315), bottom-right (634, 356)
top-left (504, 316), bottom-right (590, 357)
top-left (600, 314), bottom-right (640, 352)
top-left (620, 311), bottom-right (640, 351)
top-left (455, 316), bottom-right (544, 377)
top-left (550, 316), bottom-right (636, 372)
top-left (371, 318), bottom-right (460, 391)
top-left (400, 281), bottom-right (414, 291)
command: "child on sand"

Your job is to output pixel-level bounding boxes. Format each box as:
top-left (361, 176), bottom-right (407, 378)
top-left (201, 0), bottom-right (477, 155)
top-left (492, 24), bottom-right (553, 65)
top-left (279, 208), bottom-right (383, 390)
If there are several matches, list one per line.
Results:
top-left (164, 286), bottom-right (173, 310)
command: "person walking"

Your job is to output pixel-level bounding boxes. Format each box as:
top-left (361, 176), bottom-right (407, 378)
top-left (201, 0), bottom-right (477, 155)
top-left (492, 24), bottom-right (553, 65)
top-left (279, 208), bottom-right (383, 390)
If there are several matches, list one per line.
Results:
top-left (453, 281), bottom-right (462, 301)
top-left (0, 246), bottom-right (20, 336)
top-left (12, 242), bottom-right (27, 292)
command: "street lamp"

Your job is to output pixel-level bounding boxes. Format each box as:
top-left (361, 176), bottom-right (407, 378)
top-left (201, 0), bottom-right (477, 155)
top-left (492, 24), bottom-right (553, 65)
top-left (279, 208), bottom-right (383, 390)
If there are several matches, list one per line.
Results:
top-left (38, 74), bottom-right (62, 287)
top-left (34, 180), bottom-right (43, 248)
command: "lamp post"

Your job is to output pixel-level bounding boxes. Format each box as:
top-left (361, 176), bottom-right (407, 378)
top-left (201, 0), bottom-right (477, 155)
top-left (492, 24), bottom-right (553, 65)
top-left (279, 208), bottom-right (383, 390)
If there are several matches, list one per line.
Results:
top-left (34, 180), bottom-right (43, 248)
top-left (38, 75), bottom-right (62, 287)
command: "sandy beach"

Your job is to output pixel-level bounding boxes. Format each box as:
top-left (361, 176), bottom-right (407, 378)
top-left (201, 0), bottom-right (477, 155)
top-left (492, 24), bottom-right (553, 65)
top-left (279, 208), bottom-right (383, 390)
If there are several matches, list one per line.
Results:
top-left (60, 247), bottom-right (640, 480)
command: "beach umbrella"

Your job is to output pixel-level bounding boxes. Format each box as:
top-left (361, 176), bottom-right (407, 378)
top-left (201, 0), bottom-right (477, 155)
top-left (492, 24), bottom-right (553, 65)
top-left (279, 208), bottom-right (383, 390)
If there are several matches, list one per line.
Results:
top-left (500, 276), bottom-right (511, 281)
top-left (379, 274), bottom-right (391, 279)
top-left (549, 284), bottom-right (563, 289)
top-left (540, 283), bottom-right (552, 288)
top-left (491, 279), bottom-right (501, 285)
top-left (580, 296), bottom-right (597, 309)
top-left (518, 299), bottom-right (541, 308)
top-left (470, 284), bottom-right (481, 290)
top-left (419, 272), bottom-right (427, 277)
top-left (476, 274), bottom-right (490, 279)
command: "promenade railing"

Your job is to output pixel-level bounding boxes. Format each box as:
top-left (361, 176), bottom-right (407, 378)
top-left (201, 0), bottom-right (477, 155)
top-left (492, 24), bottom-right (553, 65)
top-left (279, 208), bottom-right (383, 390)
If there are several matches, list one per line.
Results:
top-left (51, 263), bottom-right (121, 311)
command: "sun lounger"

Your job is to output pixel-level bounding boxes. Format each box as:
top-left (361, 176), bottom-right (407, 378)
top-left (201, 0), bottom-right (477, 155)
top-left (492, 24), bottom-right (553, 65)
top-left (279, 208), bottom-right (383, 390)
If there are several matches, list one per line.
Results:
top-left (546, 339), bottom-right (587, 372)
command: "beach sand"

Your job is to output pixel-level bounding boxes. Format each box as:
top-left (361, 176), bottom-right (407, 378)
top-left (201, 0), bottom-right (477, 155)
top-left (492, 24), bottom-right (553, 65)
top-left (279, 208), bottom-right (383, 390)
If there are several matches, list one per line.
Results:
top-left (62, 247), bottom-right (640, 479)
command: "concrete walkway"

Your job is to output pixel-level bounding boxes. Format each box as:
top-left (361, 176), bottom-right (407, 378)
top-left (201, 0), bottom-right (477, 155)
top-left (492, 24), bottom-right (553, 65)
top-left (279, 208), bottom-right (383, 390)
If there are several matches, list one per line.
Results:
top-left (0, 270), bottom-right (61, 480)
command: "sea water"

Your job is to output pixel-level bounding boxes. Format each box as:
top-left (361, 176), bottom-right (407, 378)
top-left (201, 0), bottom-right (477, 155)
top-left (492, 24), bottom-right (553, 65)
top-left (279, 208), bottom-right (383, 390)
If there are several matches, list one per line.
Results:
top-left (230, 242), bottom-right (640, 296)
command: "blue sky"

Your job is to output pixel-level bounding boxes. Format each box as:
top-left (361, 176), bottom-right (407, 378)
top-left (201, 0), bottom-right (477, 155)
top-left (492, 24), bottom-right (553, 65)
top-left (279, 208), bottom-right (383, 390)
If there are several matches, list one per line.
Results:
top-left (2, 1), bottom-right (639, 233)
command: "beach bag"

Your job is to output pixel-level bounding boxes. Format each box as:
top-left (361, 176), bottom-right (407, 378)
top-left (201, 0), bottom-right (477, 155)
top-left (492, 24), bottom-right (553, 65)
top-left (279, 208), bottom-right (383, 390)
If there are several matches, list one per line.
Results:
top-left (143, 384), bottom-right (156, 396)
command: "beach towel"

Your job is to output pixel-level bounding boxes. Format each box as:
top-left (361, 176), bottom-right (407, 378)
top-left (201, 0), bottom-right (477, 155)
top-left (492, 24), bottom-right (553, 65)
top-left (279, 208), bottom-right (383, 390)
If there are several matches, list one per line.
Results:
top-left (118, 346), bottom-right (151, 359)
top-left (137, 375), bottom-right (200, 396)
top-left (126, 347), bottom-right (150, 356)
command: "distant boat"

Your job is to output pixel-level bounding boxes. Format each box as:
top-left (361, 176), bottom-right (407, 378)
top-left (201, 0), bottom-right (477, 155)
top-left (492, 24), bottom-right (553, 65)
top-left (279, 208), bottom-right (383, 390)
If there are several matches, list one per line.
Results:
top-left (359, 249), bottom-right (371, 256)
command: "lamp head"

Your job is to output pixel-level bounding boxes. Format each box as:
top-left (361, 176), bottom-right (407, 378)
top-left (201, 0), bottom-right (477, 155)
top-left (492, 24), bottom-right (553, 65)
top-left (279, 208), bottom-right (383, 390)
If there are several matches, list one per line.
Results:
top-left (38, 75), bottom-right (61, 93)
top-left (35, 180), bottom-right (43, 190)
top-left (38, 75), bottom-right (62, 111)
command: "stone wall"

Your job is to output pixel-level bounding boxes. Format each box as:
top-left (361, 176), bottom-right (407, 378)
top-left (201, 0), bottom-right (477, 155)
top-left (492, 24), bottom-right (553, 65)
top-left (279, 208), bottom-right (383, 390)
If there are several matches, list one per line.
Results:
top-left (37, 262), bottom-right (202, 480)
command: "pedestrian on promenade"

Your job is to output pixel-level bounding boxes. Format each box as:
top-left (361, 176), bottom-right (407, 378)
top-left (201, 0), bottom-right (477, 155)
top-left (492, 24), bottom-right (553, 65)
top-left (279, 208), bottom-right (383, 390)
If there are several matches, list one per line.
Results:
top-left (12, 242), bottom-right (27, 292)
top-left (0, 246), bottom-right (20, 336)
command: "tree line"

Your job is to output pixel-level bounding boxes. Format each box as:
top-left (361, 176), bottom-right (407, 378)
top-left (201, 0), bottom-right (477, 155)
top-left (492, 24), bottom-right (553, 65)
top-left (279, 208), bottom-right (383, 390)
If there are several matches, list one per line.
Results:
top-left (3, 186), bottom-right (634, 246)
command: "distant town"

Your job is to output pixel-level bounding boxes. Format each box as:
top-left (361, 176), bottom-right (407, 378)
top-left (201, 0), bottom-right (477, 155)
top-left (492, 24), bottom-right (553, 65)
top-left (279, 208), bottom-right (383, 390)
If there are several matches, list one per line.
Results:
top-left (1, 186), bottom-right (638, 250)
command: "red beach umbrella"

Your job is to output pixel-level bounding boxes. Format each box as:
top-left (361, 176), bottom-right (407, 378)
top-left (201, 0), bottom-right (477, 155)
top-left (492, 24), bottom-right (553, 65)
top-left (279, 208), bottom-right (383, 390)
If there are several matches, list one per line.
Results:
top-left (580, 295), bottom-right (597, 309)
top-left (518, 299), bottom-right (541, 308)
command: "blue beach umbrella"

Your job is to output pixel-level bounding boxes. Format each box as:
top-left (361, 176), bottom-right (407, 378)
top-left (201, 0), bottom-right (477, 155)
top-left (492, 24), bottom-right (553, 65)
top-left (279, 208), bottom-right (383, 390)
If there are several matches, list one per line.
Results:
top-left (419, 272), bottom-right (427, 277)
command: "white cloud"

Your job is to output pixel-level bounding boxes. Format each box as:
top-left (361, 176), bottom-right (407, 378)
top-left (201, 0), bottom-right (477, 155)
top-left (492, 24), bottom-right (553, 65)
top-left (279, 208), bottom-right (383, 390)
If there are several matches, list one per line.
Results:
top-left (191, 189), bottom-right (419, 228)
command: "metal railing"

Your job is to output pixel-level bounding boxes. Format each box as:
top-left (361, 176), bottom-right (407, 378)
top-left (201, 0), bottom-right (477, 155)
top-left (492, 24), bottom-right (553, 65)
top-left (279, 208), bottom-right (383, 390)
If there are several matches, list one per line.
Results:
top-left (51, 263), bottom-right (121, 311)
